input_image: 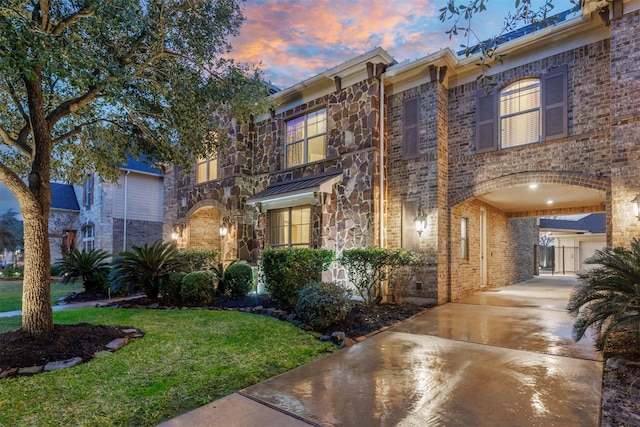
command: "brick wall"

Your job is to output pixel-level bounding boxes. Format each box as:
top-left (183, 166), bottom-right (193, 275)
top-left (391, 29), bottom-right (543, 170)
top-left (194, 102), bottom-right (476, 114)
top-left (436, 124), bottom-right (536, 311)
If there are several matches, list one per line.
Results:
top-left (610, 9), bottom-right (640, 246)
top-left (112, 219), bottom-right (162, 254)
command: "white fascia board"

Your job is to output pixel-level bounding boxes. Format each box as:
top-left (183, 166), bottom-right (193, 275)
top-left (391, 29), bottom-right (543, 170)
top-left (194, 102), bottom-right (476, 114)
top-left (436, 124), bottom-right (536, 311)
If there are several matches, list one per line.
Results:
top-left (256, 48), bottom-right (395, 122)
top-left (451, 13), bottom-right (607, 86)
top-left (384, 49), bottom-right (459, 95)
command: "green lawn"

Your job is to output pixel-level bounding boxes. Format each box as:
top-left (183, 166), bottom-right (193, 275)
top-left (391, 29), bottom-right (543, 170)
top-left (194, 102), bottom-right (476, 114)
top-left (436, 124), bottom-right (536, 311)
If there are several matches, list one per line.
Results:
top-left (0, 280), bottom-right (83, 313)
top-left (0, 308), bottom-right (335, 426)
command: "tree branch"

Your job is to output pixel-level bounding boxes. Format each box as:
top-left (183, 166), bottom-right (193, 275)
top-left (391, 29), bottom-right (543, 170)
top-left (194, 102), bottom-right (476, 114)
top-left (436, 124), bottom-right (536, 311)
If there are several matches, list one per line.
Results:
top-left (0, 160), bottom-right (34, 208)
top-left (45, 85), bottom-right (104, 126)
top-left (38, 0), bottom-right (51, 32)
top-left (51, 6), bottom-right (94, 36)
top-left (4, 78), bottom-right (29, 122)
top-left (0, 125), bottom-right (31, 157)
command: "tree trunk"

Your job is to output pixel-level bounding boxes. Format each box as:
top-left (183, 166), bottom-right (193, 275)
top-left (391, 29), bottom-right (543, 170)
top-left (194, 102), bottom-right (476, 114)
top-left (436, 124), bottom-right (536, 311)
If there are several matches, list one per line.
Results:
top-left (20, 72), bottom-right (54, 334)
top-left (21, 209), bottom-right (53, 334)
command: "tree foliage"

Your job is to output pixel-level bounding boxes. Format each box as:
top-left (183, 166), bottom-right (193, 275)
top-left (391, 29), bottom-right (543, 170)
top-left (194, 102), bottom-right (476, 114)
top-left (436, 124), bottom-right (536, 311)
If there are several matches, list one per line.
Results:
top-left (438, 0), bottom-right (581, 83)
top-left (0, 0), bottom-right (270, 333)
top-left (567, 239), bottom-right (640, 352)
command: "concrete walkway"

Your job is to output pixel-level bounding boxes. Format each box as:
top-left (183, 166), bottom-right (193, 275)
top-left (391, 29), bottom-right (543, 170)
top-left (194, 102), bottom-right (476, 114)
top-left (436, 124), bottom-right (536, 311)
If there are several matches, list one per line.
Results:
top-left (159, 275), bottom-right (602, 426)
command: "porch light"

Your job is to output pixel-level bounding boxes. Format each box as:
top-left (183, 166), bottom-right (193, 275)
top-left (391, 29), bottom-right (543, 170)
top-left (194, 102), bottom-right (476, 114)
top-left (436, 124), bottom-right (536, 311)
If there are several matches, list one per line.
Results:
top-left (414, 205), bottom-right (427, 237)
top-left (632, 195), bottom-right (640, 220)
top-left (219, 216), bottom-right (232, 237)
top-left (172, 223), bottom-right (184, 240)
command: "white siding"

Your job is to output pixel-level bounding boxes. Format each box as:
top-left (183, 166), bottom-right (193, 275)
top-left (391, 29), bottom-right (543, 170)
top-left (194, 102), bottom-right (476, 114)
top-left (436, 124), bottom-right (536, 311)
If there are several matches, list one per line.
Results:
top-left (113, 172), bottom-right (163, 222)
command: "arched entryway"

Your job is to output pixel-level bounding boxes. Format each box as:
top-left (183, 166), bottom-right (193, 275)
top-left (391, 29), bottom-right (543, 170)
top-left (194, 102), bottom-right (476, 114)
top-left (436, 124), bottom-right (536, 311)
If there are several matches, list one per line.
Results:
top-left (447, 171), bottom-right (609, 302)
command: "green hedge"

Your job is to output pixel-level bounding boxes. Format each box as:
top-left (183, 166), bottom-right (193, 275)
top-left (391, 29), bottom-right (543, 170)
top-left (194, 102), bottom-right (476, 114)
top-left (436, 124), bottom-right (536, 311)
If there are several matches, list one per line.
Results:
top-left (220, 262), bottom-right (254, 297)
top-left (261, 248), bottom-right (334, 309)
top-left (295, 282), bottom-right (352, 331)
top-left (181, 271), bottom-right (214, 304)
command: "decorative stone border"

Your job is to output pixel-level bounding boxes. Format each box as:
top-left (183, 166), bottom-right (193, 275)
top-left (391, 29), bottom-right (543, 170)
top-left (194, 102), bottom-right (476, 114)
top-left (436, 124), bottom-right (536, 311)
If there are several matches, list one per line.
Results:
top-left (0, 328), bottom-right (144, 379)
top-left (98, 299), bottom-right (433, 348)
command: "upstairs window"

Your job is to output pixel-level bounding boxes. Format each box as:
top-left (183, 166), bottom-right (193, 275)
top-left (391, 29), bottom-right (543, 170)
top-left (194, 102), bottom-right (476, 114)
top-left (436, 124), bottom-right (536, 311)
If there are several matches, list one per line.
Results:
top-left (476, 65), bottom-right (567, 153)
top-left (403, 97), bottom-right (420, 159)
top-left (82, 224), bottom-right (95, 252)
top-left (82, 174), bottom-right (94, 208)
top-left (500, 79), bottom-right (541, 148)
top-left (270, 206), bottom-right (311, 248)
top-left (196, 156), bottom-right (218, 183)
top-left (286, 109), bottom-right (326, 168)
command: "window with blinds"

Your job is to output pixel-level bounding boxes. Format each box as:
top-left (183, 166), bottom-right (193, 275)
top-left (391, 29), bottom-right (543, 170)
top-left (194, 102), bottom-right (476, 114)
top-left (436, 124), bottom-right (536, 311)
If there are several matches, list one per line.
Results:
top-left (285, 109), bottom-right (326, 168)
top-left (499, 79), bottom-right (541, 148)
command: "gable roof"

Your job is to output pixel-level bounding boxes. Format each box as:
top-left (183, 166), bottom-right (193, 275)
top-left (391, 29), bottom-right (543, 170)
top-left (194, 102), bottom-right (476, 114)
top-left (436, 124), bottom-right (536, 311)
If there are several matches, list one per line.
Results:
top-left (120, 156), bottom-right (163, 176)
top-left (539, 213), bottom-right (605, 234)
top-left (50, 183), bottom-right (80, 211)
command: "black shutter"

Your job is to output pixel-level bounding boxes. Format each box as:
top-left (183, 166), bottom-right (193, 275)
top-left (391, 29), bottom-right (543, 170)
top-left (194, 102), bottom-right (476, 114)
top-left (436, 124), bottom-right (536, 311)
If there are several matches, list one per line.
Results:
top-left (476, 90), bottom-right (497, 153)
top-left (542, 65), bottom-right (567, 141)
top-left (403, 97), bottom-right (420, 159)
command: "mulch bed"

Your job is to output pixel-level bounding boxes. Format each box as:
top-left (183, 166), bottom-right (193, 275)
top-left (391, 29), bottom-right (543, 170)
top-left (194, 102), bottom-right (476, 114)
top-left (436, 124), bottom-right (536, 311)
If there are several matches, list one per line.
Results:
top-left (0, 323), bottom-right (127, 371)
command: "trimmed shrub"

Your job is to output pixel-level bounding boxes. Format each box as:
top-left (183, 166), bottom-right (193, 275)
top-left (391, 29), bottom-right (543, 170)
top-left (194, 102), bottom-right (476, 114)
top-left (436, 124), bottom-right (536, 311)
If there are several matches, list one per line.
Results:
top-left (221, 262), bottom-right (253, 297)
top-left (175, 250), bottom-right (219, 271)
top-left (261, 248), bottom-right (334, 310)
top-left (339, 248), bottom-right (423, 306)
top-left (295, 282), bottom-right (352, 331)
top-left (161, 271), bottom-right (187, 304)
top-left (180, 271), bottom-right (214, 304)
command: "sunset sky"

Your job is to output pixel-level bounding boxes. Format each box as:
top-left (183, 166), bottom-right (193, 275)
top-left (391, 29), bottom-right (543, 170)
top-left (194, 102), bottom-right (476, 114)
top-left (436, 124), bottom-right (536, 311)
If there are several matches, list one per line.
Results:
top-left (230, 0), bottom-right (574, 89)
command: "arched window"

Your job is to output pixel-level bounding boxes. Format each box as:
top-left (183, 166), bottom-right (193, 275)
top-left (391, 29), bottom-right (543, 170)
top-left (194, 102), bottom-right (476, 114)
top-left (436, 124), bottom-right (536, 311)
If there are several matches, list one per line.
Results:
top-left (499, 78), bottom-right (541, 148)
top-left (475, 66), bottom-right (567, 153)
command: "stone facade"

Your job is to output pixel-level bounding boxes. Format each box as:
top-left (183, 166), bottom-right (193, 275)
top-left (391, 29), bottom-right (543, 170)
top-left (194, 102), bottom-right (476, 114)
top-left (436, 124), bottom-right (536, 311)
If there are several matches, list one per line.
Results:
top-left (168, 1), bottom-right (640, 303)
top-left (48, 209), bottom-right (80, 263)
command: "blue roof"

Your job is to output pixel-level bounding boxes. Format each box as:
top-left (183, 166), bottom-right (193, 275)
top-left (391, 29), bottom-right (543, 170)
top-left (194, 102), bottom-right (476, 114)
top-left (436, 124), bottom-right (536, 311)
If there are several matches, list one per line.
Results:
top-left (458, 9), bottom-right (579, 57)
top-left (50, 183), bottom-right (80, 211)
top-left (540, 213), bottom-right (606, 234)
top-left (120, 156), bottom-right (163, 176)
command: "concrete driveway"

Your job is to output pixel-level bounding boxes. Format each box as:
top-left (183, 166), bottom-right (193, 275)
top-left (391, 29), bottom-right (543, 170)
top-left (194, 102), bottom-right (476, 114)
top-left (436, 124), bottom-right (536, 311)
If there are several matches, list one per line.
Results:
top-left (160, 275), bottom-right (602, 426)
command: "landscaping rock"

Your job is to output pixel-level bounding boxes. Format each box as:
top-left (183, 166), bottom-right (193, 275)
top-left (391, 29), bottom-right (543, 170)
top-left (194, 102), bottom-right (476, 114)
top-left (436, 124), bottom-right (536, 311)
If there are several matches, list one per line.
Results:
top-left (331, 331), bottom-right (345, 344)
top-left (343, 338), bottom-right (357, 347)
top-left (18, 365), bottom-right (44, 375)
top-left (0, 368), bottom-right (17, 378)
top-left (285, 314), bottom-right (296, 322)
top-left (106, 337), bottom-right (129, 351)
top-left (319, 335), bottom-right (331, 342)
top-left (44, 357), bottom-right (83, 371)
top-left (147, 303), bottom-right (159, 309)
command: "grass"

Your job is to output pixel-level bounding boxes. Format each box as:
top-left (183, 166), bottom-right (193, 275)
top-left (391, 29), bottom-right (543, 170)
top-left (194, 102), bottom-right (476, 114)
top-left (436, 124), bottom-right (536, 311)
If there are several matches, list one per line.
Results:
top-left (0, 280), bottom-right (83, 313)
top-left (0, 308), bottom-right (335, 426)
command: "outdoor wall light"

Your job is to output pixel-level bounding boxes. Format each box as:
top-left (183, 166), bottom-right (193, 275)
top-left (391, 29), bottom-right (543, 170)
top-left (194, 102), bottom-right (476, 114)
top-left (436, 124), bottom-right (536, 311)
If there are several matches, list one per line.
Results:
top-left (632, 194), bottom-right (640, 220)
top-left (414, 205), bottom-right (427, 237)
top-left (171, 223), bottom-right (185, 240)
top-left (219, 217), bottom-right (233, 237)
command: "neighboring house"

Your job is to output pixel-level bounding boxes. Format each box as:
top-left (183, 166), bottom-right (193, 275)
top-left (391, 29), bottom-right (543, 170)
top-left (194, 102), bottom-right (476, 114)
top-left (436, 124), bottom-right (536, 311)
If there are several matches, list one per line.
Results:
top-left (539, 213), bottom-right (606, 274)
top-left (49, 183), bottom-right (81, 262)
top-left (77, 158), bottom-right (164, 256)
top-left (165, 0), bottom-right (640, 304)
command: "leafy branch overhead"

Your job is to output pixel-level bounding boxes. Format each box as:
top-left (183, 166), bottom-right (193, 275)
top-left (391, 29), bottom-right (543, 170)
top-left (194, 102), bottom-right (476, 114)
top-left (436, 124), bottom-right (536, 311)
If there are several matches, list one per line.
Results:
top-left (0, 0), bottom-right (272, 185)
top-left (438, 0), bottom-right (580, 83)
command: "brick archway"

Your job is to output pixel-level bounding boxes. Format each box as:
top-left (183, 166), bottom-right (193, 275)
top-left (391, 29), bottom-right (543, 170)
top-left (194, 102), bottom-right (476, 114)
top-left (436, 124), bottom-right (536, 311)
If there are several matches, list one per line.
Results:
top-left (449, 170), bottom-right (610, 207)
top-left (187, 206), bottom-right (223, 253)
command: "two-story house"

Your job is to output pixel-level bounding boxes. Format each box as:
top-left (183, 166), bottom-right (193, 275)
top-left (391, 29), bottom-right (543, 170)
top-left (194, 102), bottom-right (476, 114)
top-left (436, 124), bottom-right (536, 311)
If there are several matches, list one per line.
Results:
top-left (165, 0), bottom-right (640, 304)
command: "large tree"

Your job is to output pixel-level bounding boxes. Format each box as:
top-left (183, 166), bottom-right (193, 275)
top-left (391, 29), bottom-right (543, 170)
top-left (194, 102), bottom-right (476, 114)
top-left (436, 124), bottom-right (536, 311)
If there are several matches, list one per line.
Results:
top-left (0, 0), bottom-right (269, 334)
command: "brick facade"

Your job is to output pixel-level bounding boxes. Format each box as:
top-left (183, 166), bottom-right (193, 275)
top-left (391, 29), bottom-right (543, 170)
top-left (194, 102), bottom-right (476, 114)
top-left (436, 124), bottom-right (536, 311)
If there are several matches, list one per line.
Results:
top-left (168, 3), bottom-right (640, 303)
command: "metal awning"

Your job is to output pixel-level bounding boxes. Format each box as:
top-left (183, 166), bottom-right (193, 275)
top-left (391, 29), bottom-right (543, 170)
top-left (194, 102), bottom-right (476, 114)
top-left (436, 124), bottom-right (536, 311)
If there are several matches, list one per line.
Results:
top-left (246, 170), bottom-right (342, 210)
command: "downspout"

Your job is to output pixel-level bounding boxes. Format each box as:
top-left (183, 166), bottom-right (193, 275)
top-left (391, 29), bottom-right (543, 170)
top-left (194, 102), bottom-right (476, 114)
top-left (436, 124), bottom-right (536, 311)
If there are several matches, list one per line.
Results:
top-left (123, 170), bottom-right (130, 252)
top-left (379, 72), bottom-right (385, 249)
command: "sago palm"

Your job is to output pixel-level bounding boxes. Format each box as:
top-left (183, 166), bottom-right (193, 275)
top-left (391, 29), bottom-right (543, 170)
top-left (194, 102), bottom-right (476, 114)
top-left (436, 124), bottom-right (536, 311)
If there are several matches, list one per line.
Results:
top-left (567, 238), bottom-right (640, 351)
top-left (110, 240), bottom-right (187, 299)
top-left (55, 249), bottom-right (111, 292)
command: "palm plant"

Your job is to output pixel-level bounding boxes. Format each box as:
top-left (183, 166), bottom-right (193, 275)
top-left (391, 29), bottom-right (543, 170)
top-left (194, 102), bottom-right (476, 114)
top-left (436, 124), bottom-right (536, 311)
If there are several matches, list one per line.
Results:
top-left (567, 238), bottom-right (640, 351)
top-left (55, 249), bottom-right (111, 292)
top-left (110, 240), bottom-right (187, 299)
